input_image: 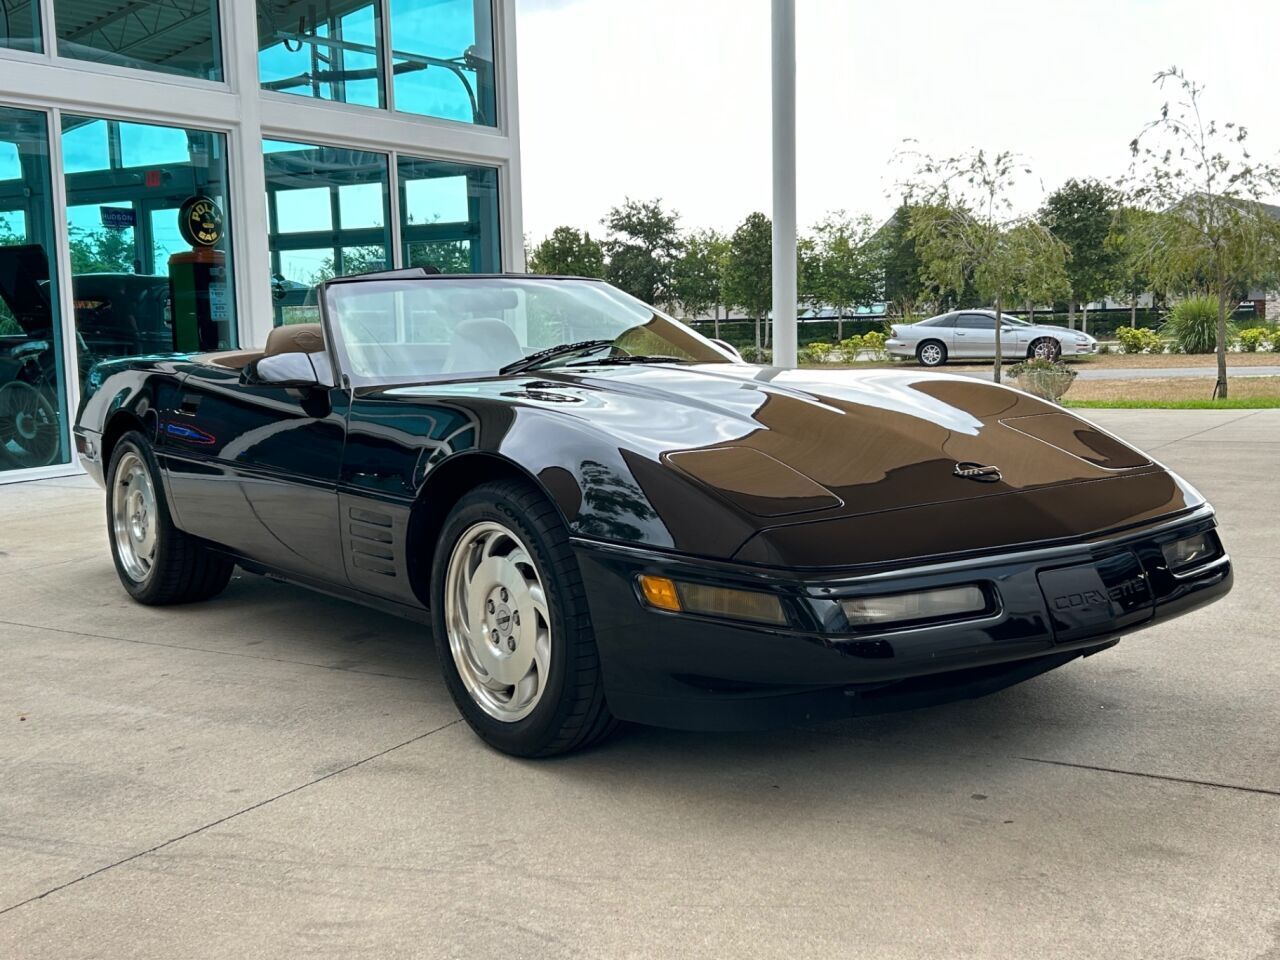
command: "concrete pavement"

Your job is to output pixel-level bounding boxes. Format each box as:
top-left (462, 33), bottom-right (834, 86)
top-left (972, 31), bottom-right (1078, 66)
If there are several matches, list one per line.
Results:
top-left (2, 410), bottom-right (1279, 959)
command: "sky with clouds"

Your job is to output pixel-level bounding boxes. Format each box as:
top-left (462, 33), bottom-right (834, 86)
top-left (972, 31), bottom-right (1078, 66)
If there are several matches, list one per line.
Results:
top-left (514, 0), bottom-right (1280, 241)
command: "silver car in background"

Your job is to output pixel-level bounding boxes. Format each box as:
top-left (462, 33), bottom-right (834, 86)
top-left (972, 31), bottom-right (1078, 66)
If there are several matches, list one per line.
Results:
top-left (886, 310), bottom-right (1098, 367)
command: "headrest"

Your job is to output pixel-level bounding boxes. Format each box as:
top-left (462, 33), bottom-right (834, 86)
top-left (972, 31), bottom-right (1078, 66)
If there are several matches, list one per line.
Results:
top-left (264, 322), bottom-right (325, 357)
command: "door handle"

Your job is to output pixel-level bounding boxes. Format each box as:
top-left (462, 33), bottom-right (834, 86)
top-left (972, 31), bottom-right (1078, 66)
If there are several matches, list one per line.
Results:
top-left (179, 395), bottom-right (202, 415)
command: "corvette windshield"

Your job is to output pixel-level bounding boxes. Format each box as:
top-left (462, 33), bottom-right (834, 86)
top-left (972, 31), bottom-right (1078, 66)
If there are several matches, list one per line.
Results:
top-left (322, 276), bottom-right (734, 385)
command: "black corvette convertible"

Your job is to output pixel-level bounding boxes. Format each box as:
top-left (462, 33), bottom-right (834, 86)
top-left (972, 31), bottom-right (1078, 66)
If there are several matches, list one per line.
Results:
top-left (74, 270), bottom-right (1232, 756)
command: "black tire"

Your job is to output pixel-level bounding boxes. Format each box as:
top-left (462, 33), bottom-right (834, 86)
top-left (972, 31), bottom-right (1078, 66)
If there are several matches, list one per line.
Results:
top-left (106, 431), bottom-right (234, 605)
top-left (1029, 337), bottom-right (1061, 361)
top-left (917, 340), bottom-right (948, 367)
top-left (430, 479), bottom-right (617, 757)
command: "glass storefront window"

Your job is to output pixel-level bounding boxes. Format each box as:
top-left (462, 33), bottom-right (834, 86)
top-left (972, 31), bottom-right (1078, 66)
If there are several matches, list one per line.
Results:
top-left (398, 156), bottom-right (499, 273)
top-left (54, 1), bottom-right (223, 81)
top-left (0, 107), bottom-right (69, 473)
top-left (390, 0), bottom-right (496, 126)
top-left (61, 116), bottom-right (237, 380)
top-left (264, 139), bottom-right (391, 325)
top-left (258, 1), bottom-right (383, 107)
top-left (1, 2), bottom-right (41, 53)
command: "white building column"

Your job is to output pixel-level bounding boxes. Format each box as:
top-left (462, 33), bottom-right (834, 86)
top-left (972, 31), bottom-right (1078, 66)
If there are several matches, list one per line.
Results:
top-left (770, 0), bottom-right (798, 368)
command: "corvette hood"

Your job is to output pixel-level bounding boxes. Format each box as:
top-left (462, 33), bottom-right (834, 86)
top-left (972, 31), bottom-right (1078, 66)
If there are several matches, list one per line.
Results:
top-left (379, 363), bottom-right (1196, 565)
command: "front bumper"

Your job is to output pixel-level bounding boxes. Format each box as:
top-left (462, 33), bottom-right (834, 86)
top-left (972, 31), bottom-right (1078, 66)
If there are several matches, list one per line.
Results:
top-left (573, 508), bottom-right (1230, 730)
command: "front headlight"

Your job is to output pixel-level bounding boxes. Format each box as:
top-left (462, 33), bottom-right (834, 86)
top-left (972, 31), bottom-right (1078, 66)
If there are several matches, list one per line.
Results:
top-left (840, 584), bottom-right (988, 629)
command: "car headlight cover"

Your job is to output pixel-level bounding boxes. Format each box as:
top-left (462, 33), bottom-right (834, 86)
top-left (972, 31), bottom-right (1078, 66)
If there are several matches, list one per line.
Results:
top-left (1162, 532), bottom-right (1217, 572)
top-left (637, 575), bottom-right (787, 625)
top-left (840, 584), bottom-right (987, 628)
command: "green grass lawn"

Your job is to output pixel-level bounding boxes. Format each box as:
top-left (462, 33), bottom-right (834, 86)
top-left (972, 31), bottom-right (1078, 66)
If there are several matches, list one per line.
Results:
top-left (1064, 397), bottom-right (1280, 410)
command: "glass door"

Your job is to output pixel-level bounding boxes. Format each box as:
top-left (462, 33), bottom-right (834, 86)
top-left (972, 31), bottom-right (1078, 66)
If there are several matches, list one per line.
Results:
top-left (0, 106), bottom-right (70, 476)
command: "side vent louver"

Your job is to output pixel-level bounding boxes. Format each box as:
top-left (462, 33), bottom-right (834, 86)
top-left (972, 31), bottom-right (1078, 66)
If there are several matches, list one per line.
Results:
top-left (349, 507), bottom-right (397, 576)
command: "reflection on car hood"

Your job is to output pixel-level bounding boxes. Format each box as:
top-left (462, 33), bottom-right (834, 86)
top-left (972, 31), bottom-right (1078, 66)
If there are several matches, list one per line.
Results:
top-left (380, 363), bottom-right (1178, 526)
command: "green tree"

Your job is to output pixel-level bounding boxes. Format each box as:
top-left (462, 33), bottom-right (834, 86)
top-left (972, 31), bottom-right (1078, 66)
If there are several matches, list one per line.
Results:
top-left (721, 212), bottom-right (773, 351)
top-left (901, 147), bottom-right (1067, 382)
top-left (528, 226), bottom-right (604, 278)
top-left (69, 226), bottom-right (137, 274)
top-left (670, 228), bottom-right (728, 333)
top-left (1106, 206), bottom-right (1157, 327)
top-left (809, 211), bottom-right (880, 340)
top-left (601, 198), bottom-right (683, 304)
top-left (1040, 178), bottom-right (1122, 331)
top-left (878, 203), bottom-right (934, 318)
top-left (408, 241), bottom-right (471, 274)
top-left (1126, 66), bottom-right (1280, 398)
top-left (308, 246), bottom-right (388, 285)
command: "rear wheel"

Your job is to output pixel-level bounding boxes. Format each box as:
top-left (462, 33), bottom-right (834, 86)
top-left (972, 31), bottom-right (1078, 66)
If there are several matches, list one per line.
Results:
top-left (106, 431), bottom-right (233, 605)
top-left (431, 479), bottom-right (617, 757)
top-left (1030, 337), bottom-right (1061, 361)
top-left (917, 340), bottom-right (947, 367)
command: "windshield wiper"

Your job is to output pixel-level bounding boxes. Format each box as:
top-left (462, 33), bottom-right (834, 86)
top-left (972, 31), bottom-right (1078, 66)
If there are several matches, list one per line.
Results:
top-left (562, 355), bottom-right (687, 367)
top-left (498, 339), bottom-right (615, 376)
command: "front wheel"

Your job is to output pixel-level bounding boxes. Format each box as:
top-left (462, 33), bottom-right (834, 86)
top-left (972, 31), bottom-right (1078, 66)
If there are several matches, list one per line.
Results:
top-left (1030, 337), bottom-right (1062, 361)
top-left (107, 431), bottom-right (233, 605)
top-left (917, 340), bottom-right (947, 367)
top-left (431, 480), bottom-right (617, 757)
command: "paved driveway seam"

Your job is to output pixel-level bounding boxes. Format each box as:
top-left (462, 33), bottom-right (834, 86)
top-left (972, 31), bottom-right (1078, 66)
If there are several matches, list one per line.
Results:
top-left (0, 719), bottom-right (461, 918)
top-left (1019, 757), bottom-right (1280, 797)
top-left (1145, 410), bottom-right (1261, 451)
top-left (0, 616), bottom-right (426, 683)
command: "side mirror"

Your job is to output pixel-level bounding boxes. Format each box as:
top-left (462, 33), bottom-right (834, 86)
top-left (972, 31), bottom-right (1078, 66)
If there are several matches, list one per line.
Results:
top-left (710, 338), bottom-right (743, 361)
top-left (247, 351), bottom-right (333, 388)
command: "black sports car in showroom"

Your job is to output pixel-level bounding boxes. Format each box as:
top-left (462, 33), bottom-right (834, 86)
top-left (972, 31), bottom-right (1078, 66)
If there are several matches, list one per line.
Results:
top-left (74, 270), bottom-right (1232, 756)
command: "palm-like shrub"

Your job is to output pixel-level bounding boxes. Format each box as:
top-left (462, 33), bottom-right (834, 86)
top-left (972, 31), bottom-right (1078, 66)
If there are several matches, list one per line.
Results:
top-left (1162, 296), bottom-right (1219, 354)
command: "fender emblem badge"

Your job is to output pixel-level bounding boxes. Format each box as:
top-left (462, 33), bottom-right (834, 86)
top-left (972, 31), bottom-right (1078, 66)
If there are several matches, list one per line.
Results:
top-left (954, 462), bottom-right (1002, 483)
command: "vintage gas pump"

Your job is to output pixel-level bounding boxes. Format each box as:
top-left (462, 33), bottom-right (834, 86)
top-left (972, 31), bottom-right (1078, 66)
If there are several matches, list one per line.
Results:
top-left (168, 196), bottom-right (229, 352)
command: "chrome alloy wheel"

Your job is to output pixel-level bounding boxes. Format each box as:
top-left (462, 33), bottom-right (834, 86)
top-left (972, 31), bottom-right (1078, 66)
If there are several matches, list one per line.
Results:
top-left (112, 450), bottom-right (159, 583)
top-left (443, 520), bottom-right (552, 723)
top-left (1033, 338), bottom-right (1061, 361)
top-left (919, 342), bottom-right (944, 366)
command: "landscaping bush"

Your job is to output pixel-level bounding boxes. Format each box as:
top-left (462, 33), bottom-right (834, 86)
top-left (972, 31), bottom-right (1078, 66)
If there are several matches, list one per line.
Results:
top-left (861, 331), bottom-right (888, 361)
top-left (1271, 327), bottom-right (1280, 353)
top-left (739, 345), bottom-right (772, 364)
top-left (1162, 296), bottom-right (1219, 354)
top-left (806, 341), bottom-right (834, 363)
top-left (1010, 359), bottom-right (1077, 402)
top-left (1238, 327), bottom-right (1269, 352)
top-left (836, 335), bottom-right (864, 362)
top-left (1115, 326), bottom-right (1164, 354)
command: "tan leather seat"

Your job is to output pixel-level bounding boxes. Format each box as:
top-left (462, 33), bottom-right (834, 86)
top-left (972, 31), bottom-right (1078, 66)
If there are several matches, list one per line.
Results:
top-left (264, 322), bottom-right (325, 357)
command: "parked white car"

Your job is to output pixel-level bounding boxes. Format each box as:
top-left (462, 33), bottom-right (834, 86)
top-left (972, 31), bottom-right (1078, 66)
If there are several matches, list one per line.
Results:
top-left (886, 310), bottom-right (1098, 367)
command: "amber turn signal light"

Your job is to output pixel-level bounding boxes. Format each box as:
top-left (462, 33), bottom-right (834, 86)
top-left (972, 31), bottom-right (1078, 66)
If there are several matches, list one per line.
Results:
top-left (637, 574), bottom-right (682, 612)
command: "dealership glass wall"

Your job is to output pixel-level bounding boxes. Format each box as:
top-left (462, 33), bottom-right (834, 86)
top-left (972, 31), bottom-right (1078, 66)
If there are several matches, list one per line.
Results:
top-left (0, 107), bottom-right (69, 474)
top-left (0, 0), bottom-right (515, 481)
top-left (0, 4), bottom-right (41, 53)
top-left (399, 157), bottom-right (499, 274)
top-left (257, 0), bottom-right (495, 125)
top-left (61, 117), bottom-right (237, 380)
top-left (53, 0), bottom-right (223, 80)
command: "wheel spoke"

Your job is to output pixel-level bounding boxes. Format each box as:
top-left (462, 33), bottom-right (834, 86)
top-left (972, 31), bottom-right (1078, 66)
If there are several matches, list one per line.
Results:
top-left (443, 519), bottom-right (554, 724)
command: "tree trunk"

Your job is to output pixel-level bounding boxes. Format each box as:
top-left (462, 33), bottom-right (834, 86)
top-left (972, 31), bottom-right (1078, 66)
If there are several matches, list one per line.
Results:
top-left (1215, 290), bottom-right (1230, 399)
top-left (754, 315), bottom-right (761, 352)
top-left (713, 304), bottom-right (721, 340)
top-left (993, 297), bottom-right (1003, 384)
top-left (1130, 297), bottom-right (1137, 328)
top-left (1067, 300), bottom-right (1077, 330)
top-left (1026, 299), bottom-right (1034, 326)
top-left (836, 311), bottom-right (843, 343)
top-left (1081, 303), bottom-right (1089, 335)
